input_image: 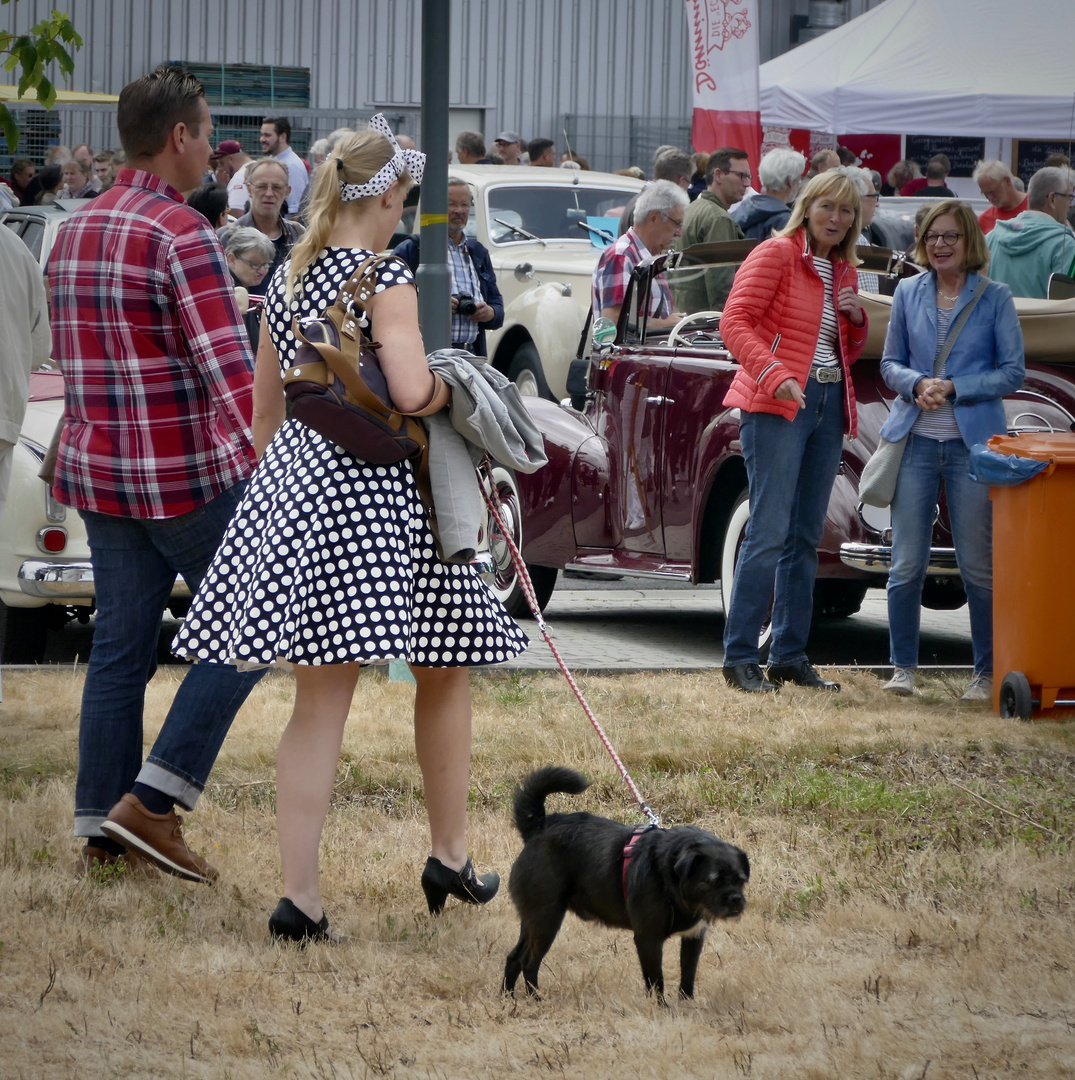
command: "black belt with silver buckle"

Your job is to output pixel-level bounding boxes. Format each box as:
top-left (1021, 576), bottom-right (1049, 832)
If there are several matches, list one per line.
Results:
top-left (809, 364), bottom-right (842, 384)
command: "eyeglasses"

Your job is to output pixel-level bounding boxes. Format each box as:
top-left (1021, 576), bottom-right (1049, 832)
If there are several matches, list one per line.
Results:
top-left (862, 192), bottom-right (881, 201)
top-left (660, 211), bottom-right (685, 228)
top-left (923, 231), bottom-right (963, 246)
top-left (726, 170), bottom-right (752, 184)
top-left (1051, 190), bottom-right (1075, 202)
top-left (248, 182), bottom-right (288, 195)
top-left (236, 254), bottom-right (272, 273)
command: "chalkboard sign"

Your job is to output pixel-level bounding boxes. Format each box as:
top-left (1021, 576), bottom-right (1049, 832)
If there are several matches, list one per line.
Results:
top-left (904, 135), bottom-right (986, 178)
top-left (1013, 140), bottom-right (1075, 185)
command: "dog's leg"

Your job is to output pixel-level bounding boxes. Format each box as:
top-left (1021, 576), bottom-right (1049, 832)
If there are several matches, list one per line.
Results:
top-left (502, 931), bottom-right (527, 995)
top-left (518, 911), bottom-right (566, 998)
top-left (678, 928), bottom-right (706, 999)
top-left (633, 934), bottom-right (667, 1004)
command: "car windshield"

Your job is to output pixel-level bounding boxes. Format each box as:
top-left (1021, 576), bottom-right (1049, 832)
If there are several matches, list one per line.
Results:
top-left (485, 184), bottom-right (634, 245)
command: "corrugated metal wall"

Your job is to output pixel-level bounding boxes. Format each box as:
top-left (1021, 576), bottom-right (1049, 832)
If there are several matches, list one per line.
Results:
top-left (4, 0), bottom-right (887, 170)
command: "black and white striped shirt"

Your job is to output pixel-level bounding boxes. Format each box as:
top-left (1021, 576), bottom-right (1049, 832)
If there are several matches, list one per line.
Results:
top-left (911, 305), bottom-right (960, 440)
top-left (811, 255), bottom-right (840, 367)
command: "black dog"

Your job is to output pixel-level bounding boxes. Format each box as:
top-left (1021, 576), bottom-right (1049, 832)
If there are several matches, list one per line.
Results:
top-left (502, 766), bottom-right (749, 1002)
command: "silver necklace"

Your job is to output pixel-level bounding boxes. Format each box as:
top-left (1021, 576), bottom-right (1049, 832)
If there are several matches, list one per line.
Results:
top-left (937, 281), bottom-right (964, 303)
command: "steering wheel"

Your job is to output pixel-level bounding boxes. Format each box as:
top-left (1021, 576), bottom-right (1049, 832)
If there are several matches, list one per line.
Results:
top-left (667, 311), bottom-right (724, 347)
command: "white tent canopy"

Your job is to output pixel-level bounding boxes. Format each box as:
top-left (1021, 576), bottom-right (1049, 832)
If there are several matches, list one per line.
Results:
top-left (759, 0), bottom-right (1075, 139)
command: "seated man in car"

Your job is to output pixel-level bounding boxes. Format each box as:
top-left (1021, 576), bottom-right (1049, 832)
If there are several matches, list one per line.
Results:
top-left (592, 179), bottom-right (686, 330)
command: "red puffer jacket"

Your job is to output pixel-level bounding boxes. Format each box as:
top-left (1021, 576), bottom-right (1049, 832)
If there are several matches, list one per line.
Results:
top-left (721, 229), bottom-right (867, 437)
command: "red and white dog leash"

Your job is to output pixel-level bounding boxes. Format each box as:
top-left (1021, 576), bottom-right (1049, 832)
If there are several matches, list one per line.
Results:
top-left (480, 466), bottom-right (661, 830)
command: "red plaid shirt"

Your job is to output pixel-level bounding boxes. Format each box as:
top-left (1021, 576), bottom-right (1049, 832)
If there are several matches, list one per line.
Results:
top-left (48, 170), bottom-right (256, 519)
top-left (591, 227), bottom-right (673, 321)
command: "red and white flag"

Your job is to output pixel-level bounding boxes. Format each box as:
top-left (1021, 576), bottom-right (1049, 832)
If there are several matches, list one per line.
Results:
top-left (685, 0), bottom-right (762, 173)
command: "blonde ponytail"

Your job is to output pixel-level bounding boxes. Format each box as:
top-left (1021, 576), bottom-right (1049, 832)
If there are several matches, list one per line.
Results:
top-left (284, 129), bottom-right (414, 303)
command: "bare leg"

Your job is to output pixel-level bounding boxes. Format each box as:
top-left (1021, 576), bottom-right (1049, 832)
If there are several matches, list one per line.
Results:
top-left (276, 662), bottom-right (362, 922)
top-left (410, 665), bottom-right (472, 871)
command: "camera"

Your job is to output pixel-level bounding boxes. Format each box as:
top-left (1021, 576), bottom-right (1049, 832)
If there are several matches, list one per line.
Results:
top-left (453, 292), bottom-right (478, 317)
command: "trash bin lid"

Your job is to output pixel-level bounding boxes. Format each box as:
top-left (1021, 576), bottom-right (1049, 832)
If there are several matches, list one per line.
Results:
top-left (988, 432), bottom-right (1075, 463)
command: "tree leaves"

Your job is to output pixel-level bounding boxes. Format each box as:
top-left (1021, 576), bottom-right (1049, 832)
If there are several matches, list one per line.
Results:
top-left (1, 4), bottom-right (84, 152)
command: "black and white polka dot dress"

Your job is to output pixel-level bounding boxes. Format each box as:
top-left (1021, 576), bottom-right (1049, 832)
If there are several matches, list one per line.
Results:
top-left (172, 247), bottom-right (528, 669)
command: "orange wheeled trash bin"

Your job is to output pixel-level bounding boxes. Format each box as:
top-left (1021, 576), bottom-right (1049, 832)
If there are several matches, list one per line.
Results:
top-left (988, 432), bottom-right (1075, 720)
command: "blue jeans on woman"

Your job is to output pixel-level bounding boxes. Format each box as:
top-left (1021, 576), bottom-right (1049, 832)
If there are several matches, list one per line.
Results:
top-left (887, 434), bottom-right (992, 676)
top-left (723, 378), bottom-right (846, 667)
top-left (74, 483), bottom-right (264, 838)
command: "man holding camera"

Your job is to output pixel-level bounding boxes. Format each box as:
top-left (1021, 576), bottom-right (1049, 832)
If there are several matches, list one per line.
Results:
top-left (393, 177), bottom-right (503, 356)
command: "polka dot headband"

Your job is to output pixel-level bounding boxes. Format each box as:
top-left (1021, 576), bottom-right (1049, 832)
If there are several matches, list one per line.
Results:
top-left (337, 113), bottom-right (426, 201)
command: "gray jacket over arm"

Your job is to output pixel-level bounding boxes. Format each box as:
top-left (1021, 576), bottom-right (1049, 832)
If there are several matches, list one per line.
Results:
top-left (423, 349), bottom-right (547, 563)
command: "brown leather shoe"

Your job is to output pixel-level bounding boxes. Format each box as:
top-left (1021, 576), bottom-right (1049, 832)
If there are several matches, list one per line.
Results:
top-left (101, 794), bottom-right (219, 884)
top-left (78, 843), bottom-right (158, 880)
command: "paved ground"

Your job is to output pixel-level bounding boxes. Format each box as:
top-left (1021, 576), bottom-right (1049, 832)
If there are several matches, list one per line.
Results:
top-left (500, 577), bottom-right (973, 673)
top-left (17, 575), bottom-right (973, 675)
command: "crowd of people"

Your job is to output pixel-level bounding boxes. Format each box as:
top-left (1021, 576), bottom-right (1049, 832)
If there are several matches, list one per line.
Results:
top-left (1, 74), bottom-right (1068, 941)
top-left (590, 138), bottom-right (1068, 704)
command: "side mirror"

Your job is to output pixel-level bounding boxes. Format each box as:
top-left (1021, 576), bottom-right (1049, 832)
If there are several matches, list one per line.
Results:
top-left (592, 316), bottom-right (616, 346)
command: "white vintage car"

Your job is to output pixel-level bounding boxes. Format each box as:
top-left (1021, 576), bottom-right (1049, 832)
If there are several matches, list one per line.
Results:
top-left (412, 165), bottom-right (644, 399)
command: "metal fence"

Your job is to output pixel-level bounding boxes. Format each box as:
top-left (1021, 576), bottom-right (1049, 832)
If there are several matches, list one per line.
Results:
top-left (2, 105), bottom-right (422, 171)
top-left (5, 103), bottom-right (693, 179)
top-left (563, 114), bottom-right (693, 176)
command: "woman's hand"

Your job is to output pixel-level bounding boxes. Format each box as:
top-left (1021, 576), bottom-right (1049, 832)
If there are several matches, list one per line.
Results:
top-left (914, 377), bottom-right (952, 411)
top-left (774, 378), bottom-right (807, 410)
top-left (838, 285), bottom-right (864, 326)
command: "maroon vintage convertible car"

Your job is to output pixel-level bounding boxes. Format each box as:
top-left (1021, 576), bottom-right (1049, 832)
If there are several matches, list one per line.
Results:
top-left (485, 243), bottom-right (1075, 646)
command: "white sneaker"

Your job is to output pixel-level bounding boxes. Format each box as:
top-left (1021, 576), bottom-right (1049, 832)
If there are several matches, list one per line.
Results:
top-left (882, 668), bottom-right (915, 696)
top-left (960, 675), bottom-right (993, 703)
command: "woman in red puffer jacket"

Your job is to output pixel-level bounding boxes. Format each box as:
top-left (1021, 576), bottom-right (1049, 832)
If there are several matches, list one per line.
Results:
top-left (719, 169), bottom-right (868, 695)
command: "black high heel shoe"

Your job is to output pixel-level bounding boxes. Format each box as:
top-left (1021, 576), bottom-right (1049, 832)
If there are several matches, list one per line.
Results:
top-left (420, 856), bottom-right (500, 914)
top-left (268, 897), bottom-right (346, 944)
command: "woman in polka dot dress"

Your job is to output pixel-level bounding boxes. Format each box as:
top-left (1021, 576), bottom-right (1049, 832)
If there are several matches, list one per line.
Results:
top-left (173, 117), bottom-right (528, 943)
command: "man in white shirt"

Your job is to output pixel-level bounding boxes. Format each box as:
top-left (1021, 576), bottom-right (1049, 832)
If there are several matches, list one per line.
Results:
top-left (259, 117), bottom-right (308, 216)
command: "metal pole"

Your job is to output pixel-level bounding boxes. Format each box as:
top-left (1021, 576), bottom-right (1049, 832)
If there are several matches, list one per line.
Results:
top-left (417, 0), bottom-right (450, 351)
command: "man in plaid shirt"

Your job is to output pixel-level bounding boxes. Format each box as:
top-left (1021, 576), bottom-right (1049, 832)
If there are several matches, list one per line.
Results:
top-left (48, 67), bottom-right (263, 884)
top-left (592, 179), bottom-right (688, 330)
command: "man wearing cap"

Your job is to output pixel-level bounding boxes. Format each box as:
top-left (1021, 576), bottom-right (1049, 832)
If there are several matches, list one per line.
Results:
top-left (493, 130), bottom-right (523, 166)
top-left (216, 140), bottom-right (254, 217)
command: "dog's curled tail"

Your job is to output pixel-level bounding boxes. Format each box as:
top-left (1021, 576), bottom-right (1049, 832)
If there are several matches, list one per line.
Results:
top-left (512, 766), bottom-right (590, 841)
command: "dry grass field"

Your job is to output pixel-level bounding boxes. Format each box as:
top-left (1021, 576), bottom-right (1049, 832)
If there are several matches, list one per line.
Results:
top-left (1, 664), bottom-right (1073, 1079)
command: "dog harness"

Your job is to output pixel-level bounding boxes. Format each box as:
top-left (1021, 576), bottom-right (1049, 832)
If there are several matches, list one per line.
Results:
top-left (621, 823), bottom-right (660, 897)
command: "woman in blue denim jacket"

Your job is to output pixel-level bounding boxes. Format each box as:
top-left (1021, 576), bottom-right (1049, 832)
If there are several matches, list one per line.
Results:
top-left (878, 201), bottom-right (1024, 701)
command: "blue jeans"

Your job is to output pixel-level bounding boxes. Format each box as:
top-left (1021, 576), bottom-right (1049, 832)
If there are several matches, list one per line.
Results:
top-left (74, 484), bottom-right (264, 837)
top-left (887, 434), bottom-right (992, 676)
top-left (723, 378), bottom-right (846, 666)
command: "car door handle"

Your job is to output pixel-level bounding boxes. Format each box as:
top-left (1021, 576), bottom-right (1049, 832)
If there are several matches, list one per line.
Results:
top-left (646, 396), bottom-right (672, 406)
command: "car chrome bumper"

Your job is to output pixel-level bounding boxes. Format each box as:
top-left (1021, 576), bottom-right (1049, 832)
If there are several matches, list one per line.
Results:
top-left (18, 560), bottom-right (96, 599)
top-left (17, 560), bottom-right (192, 601)
top-left (839, 544), bottom-right (962, 576)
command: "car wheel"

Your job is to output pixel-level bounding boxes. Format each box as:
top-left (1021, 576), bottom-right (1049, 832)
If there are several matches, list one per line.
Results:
top-left (0, 601), bottom-right (57, 664)
top-left (921, 577), bottom-right (967, 610)
top-left (484, 463), bottom-right (557, 618)
top-left (813, 580), bottom-right (869, 620)
top-left (508, 341), bottom-right (553, 400)
top-left (719, 490), bottom-right (772, 656)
